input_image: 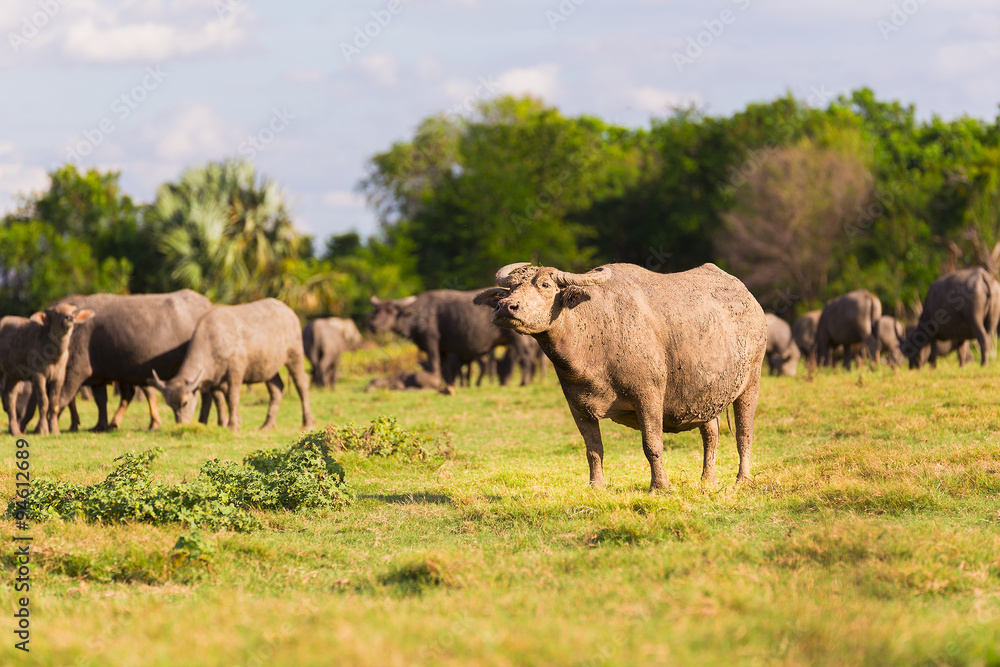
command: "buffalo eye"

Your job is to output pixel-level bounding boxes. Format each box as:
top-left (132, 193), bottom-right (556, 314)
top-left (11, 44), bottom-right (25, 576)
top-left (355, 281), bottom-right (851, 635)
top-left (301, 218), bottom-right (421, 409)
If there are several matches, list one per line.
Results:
top-left (540, 281), bottom-right (552, 289)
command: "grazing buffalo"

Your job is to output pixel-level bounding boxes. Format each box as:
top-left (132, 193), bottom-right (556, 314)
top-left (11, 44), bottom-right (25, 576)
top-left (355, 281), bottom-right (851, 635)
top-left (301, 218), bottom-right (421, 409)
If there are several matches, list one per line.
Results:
top-left (902, 324), bottom-right (972, 369)
top-left (474, 262), bottom-right (766, 491)
top-left (370, 290), bottom-right (528, 387)
top-left (875, 315), bottom-right (906, 368)
top-left (765, 314), bottom-right (800, 376)
top-left (0, 304), bottom-right (93, 434)
top-left (303, 317), bottom-right (362, 388)
top-left (152, 298), bottom-right (314, 432)
top-left (815, 290), bottom-right (882, 369)
top-left (498, 334), bottom-right (547, 386)
top-left (902, 267), bottom-right (1000, 368)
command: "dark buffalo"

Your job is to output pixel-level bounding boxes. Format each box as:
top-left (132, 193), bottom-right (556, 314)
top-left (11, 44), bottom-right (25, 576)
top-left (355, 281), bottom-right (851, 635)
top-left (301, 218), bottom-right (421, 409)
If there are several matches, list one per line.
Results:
top-left (56, 290), bottom-right (219, 431)
top-left (475, 262), bottom-right (766, 491)
top-left (370, 290), bottom-right (529, 387)
top-left (902, 268), bottom-right (1000, 368)
top-left (815, 290), bottom-right (882, 369)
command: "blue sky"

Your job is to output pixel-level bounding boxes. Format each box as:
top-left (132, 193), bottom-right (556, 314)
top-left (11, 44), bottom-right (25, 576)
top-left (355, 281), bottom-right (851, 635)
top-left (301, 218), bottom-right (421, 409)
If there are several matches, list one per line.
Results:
top-left (2, 0), bottom-right (999, 244)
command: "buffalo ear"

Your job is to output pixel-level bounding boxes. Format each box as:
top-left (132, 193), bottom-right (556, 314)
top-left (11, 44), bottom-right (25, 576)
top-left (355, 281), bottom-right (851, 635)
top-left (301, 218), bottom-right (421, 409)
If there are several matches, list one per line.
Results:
top-left (29, 312), bottom-right (46, 325)
top-left (561, 286), bottom-right (589, 309)
top-left (473, 288), bottom-right (508, 308)
top-left (75, 309), bottom-right (95, 323)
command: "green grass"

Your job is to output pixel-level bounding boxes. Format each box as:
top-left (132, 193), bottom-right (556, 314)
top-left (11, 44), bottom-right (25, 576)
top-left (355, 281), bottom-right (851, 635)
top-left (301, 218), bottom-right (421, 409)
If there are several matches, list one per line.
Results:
top-left (3, 348), bottom-right (1000, 666)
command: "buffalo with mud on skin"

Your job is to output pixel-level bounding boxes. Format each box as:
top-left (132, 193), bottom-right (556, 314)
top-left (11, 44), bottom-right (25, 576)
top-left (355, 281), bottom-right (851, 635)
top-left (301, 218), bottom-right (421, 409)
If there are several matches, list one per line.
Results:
top-left (152, 298), bottom-right (314, 433)
top-left (475, 262), bottom-right (766, 491)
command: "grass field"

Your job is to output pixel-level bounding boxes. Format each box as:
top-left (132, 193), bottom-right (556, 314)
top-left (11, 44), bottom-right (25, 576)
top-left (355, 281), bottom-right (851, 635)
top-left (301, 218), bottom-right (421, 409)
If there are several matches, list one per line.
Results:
top-left (3, 346), bottom-right (1000, 666)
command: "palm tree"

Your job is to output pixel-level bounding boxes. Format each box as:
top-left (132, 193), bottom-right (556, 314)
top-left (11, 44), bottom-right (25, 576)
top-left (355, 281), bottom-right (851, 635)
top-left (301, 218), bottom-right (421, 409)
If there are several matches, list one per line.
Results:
top-left (146, 160), bottom-right (312, 304)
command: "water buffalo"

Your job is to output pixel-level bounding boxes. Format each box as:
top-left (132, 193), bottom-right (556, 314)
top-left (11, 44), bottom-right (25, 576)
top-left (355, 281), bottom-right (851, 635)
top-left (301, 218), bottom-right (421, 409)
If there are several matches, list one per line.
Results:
top-left (365, 369), bottom-right (445, 392)
top-left (792, 310), bottom-right (821, 365)
top-left (303, 317), bottom-right (362, 388)
top-left (370, 290), bottom-right (528, 387)
top-left (902, 267), bottom-right (1000, 368)
top-left (56, 290), bottom-right (220, 431)
top-left (0, 304), bottom-right (93, 434)
top-left (875, 315), bottom-right (906, 367)
top-left (902, 324), bottom-right (972, 368)
top-left (474, 262), bottom-right (766, 491)
top-left (498, 334), bottom-right (547, 386)
top-left (815, 290), bottom-right (882, 369)
top-left (152, 298), bottom-right (314, 432)
top-left (765, 314), bottom-right (800, 376)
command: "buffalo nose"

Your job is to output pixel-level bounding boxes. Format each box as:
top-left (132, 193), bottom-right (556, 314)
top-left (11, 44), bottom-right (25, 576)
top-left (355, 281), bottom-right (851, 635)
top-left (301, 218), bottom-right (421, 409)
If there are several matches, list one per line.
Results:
top-left (497, 301), bottom-right (518, 317)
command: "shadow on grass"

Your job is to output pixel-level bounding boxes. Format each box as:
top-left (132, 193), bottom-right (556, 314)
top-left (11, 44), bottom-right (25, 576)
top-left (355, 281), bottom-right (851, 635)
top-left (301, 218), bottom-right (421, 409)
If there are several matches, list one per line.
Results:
top-left (362, 493), bottom-right (454, 505)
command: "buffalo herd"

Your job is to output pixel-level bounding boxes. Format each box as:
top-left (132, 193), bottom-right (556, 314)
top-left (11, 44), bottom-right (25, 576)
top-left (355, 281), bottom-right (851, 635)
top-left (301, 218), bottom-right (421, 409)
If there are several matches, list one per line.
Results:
top-left (1, 262), bottom-right (998, 489)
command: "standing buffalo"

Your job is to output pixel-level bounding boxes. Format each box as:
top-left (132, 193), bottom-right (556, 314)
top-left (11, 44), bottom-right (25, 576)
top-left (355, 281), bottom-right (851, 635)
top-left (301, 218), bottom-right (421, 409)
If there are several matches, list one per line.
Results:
top-left (792, 310), bottom-right (821, 365)
top-left (474, 262), bottom-right (766, 491)
top-left (369, 290), bottom-right (527, 387)
top-left (0, 304), bottom-right (94, 435)
top-left (152, 298), bottom-right (314, 433)
top-left (56, 290), bottom-right (219, 431)
top-left (815, 290), bottom-right (882, 369)
top-left (765, 314), bottom-right (800, 376)
top-left (902, 267), bottom-right (1000, 368)
top-left (303, 317), bottom-right (362, 388)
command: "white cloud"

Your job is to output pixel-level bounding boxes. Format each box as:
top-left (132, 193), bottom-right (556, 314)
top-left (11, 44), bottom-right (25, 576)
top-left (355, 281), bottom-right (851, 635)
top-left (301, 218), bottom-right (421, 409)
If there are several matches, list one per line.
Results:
top-left (631, 86), bottom-right (702, 113)
top-left (323, 190), bottom-right (365, 208)
top-left (358, 53), bottom-right (399, 86)
top-left (0, 162), bottom-right (49, 215)
top-left (63, 16), bottom-right (245, 63)
top-left (497, 63), bottom-right (560, 100)
top-left (148, 103), bottom-right (240, 161)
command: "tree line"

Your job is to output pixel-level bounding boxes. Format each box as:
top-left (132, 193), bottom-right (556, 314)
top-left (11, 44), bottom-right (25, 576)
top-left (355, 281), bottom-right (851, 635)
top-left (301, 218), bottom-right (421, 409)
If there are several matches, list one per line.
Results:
top-left (5, 87), bottom-right (1000, 321)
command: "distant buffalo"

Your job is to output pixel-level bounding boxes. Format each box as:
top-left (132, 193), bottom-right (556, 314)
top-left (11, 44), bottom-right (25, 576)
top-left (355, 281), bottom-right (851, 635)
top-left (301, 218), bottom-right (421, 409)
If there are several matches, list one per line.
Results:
top-left (902, 267), bottom-right (999, 368)
top-left (815, 290), bottom-right (882, 369)
top-left (303, 317), bottom-right (362, 388)
top-left (765, 314), bottom-right (800, 376)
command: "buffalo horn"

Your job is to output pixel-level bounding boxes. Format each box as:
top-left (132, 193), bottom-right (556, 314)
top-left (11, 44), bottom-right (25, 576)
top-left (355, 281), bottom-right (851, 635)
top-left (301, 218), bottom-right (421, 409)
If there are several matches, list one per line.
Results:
top-left (495, 262), bottom-right (532, 287)
top-left (151, 369), bottom-right (168, 391)
top-left (186, 368), bottom-right (205, 389)
top-left (551, 266), bottom-right (611, 287)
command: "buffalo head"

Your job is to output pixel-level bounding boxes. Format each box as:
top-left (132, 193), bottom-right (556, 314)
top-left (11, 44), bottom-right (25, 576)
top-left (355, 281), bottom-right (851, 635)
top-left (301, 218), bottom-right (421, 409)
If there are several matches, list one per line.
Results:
top-left (368, 295), bottom-right (417, 334)
top-left (151, 368), bottom-right (204, 424)
top-left (30, 303), bottom-right (95, 336)
top-left (473, 262), bottom-right (610, 335)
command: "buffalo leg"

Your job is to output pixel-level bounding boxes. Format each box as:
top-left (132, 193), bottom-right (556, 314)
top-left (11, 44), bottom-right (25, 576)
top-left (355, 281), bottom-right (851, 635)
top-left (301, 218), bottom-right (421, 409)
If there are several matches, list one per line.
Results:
top-left (571, 408), bottom-right (605, 488)
top-left (732, 371), bottom-right (761, 482)
top-left (6, 382), bottom-right (23, 436)
top-left (261, 374), bottom-right (283, 430)
top-left (110, 383), bottom-right (132, 429)
top-left (224, 372), bottom-right (244, 433)
top-left (286, 354), bottom-right (316, 429)
top-left (213, 389), bottom-right (227, 426)
top-left (636, 397), bottom-right (670, 492)
top-left (698, 417), bottom-right (721, 486)
top-left (197, 389), bottom-right (212, 424)
top-left (33, 378), bottom-right (50, 435)
top-left (972, 323), bottom-right (991, 366)
top-left (90, 383), bottom-right (110, 432)
top-left (145, 388), bottom-right (161, 429)
top-left (67, 397), bottom-right (80, 432)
